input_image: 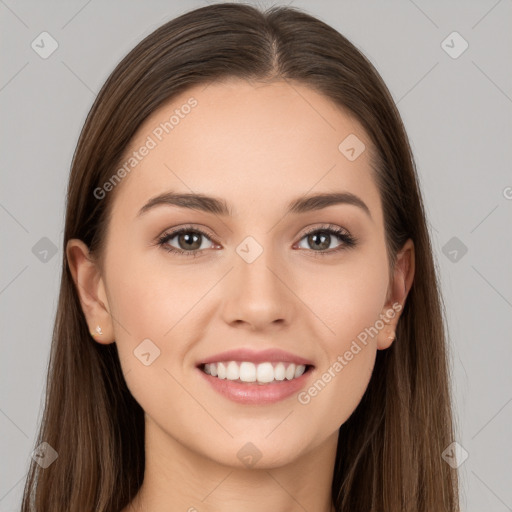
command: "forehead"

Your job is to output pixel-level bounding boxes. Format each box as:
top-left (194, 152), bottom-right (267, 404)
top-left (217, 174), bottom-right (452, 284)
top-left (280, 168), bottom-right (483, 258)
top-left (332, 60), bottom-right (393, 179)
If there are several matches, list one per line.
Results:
top-left (109, 78), bottom-right (381, 224)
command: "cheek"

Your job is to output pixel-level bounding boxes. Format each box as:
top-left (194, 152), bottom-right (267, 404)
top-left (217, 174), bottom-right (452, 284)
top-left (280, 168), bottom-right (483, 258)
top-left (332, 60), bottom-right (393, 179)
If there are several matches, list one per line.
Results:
top-left (104, 255), bottom-right (193, 415)
top-left (102, 245), bottom-right (177, 379)
top-left (294, 250), bottom-right (388, 426)
top-left (298, 342), bottom-right (376, 437)
top-left (106, 242), bottom-right (203, 339)
top-left (298, 249), bottom-right (389, 349)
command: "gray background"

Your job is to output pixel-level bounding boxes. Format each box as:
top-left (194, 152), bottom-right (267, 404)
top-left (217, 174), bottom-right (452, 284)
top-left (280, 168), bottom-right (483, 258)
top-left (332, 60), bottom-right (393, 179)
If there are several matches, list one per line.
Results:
top-left (1, 0), bottom-right (511, 510)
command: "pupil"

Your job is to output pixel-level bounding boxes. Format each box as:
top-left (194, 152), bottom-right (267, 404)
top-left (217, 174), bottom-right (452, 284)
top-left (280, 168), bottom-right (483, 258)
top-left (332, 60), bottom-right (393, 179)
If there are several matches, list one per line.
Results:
top-left (310, 232), bottom-right (329, 250)
top-left (181, 232), bottom-right (200, 250)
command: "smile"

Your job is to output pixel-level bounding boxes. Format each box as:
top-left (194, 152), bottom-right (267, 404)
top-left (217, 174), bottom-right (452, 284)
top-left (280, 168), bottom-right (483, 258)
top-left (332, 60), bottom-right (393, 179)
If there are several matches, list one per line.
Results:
top-left (201, 361), bottom-right (309, 384)
top-left (196, 347), bottom-right (315, 404)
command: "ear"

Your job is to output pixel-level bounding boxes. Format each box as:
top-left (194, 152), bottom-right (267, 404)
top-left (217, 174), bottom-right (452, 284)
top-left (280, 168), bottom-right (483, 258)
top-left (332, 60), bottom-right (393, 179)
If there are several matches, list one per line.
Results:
top-left (377, 238), bottom-right (415, 350)
top-left (66, 239), bottom-right (115, 345)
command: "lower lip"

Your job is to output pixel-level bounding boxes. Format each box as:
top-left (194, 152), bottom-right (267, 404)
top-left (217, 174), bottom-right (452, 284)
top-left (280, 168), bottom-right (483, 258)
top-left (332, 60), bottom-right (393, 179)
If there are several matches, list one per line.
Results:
top-left (196, 366), bottom-right (314, 405)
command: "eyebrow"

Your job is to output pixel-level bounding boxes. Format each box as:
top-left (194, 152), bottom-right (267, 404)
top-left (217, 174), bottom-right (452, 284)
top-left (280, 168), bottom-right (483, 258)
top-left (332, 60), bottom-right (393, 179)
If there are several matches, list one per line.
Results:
top-left (136, 191), bottom-right (372, 220)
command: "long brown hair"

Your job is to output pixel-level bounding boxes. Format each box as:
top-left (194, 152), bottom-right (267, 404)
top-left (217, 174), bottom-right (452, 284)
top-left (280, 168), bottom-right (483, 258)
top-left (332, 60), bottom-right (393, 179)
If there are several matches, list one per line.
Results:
top-left (21, 3), bottom-right (460, 510)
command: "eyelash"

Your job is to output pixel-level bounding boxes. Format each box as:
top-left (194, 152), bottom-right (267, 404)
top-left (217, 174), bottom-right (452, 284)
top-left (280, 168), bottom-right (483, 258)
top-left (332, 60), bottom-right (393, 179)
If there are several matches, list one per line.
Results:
top-left (156, 223), bottom-right (358, 259)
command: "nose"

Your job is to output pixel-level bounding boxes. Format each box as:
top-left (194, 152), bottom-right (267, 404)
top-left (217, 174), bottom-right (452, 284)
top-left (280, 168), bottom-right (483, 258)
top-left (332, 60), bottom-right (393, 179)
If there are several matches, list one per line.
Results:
top-left (221, 243), bottom-right (294, 331)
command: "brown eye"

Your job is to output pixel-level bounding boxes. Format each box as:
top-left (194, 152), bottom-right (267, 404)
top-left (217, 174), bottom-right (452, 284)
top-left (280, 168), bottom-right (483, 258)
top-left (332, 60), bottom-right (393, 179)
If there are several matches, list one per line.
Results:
top-left (295, 225), bottom-right (357, 255)
top-left (305, 231), bottom-right (331, 251)
top-left (174, 231), bottom-right (203, 251)
top-left (158, 227), bottom-right (215, 257)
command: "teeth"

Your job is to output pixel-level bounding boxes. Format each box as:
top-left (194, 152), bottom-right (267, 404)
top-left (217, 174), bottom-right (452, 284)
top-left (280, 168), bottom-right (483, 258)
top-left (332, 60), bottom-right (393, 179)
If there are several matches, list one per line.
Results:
top-left (294, 365), bottom-right (305, 378)
top-left (240, 362), bottom-right (256, 382)
top-left (257, 362), bottom-right (274, 383)
top-left (226, 361), bottom-right (239, 380)
top-left (217, 362), bottom-right (226, 379)
top-left (274, 362), bottom-right (286, 381)
top-left (202, 361), bottom-right (307, 384)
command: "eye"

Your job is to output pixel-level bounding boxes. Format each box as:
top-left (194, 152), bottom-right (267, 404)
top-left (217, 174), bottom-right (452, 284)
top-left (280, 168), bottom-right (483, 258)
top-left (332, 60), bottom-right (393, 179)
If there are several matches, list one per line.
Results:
top-left (157, 225), bottom-right (217, 258)
top-left (157, 223), bottom-right (358, 258)
top-left (294, 224), bottom-right (357, 256)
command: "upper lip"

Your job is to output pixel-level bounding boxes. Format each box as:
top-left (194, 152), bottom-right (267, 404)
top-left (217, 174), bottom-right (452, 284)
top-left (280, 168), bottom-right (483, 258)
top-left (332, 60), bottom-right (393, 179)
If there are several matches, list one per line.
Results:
top-left (197, 348), bottom-right (314, 367)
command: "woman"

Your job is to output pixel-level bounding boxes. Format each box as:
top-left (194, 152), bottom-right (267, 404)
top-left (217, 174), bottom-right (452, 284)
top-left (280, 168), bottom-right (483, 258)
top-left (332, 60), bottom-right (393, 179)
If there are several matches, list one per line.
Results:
top-left (21, 3), bottom-right (460, 511)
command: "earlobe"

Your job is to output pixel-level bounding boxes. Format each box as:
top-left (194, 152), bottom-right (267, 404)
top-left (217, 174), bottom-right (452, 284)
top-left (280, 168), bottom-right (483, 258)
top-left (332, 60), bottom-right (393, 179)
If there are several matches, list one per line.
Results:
top-left (66, 239), bottom-right (115, 344)
top-left (376, 320), bottom-right (398, 351)
top-left (376, 238), bottom-right (415, 350)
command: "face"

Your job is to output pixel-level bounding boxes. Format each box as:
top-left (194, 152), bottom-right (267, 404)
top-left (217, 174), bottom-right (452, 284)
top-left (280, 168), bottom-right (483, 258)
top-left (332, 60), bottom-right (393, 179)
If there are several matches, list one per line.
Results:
top-left (69, 78), bottom-right (413, 469)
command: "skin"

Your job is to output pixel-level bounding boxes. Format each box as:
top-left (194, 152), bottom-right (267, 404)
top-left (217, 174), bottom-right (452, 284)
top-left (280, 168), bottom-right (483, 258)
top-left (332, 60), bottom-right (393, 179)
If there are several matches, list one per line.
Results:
top-left (67, 78), bottom-right (414, 512)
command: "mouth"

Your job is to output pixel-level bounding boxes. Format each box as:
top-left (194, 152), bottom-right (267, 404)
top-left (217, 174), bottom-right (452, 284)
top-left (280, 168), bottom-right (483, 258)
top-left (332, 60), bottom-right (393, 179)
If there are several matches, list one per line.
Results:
top-left (195, 348), bottom-right (316, 404)
top-left (198, 361), bottom-right (314, 385)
